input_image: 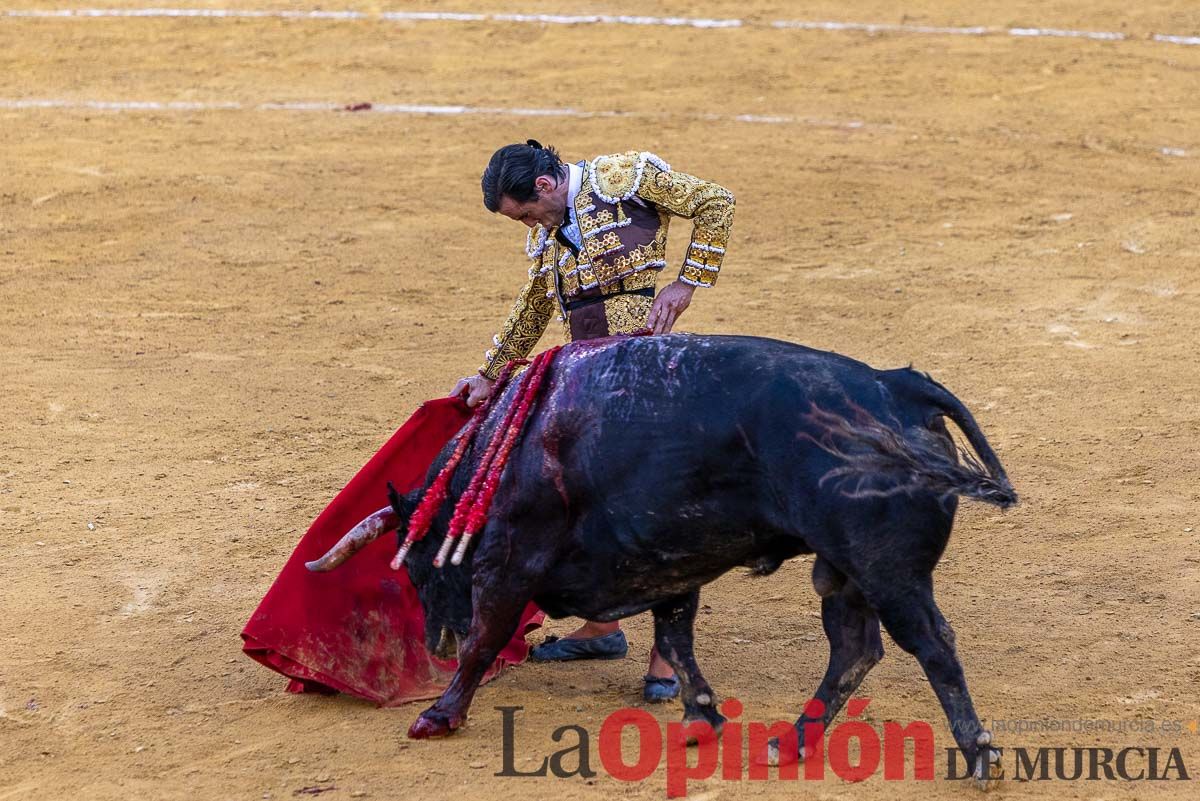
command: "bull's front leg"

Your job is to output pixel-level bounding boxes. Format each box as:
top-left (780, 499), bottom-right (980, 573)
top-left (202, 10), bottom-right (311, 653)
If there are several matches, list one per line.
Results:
top-left (651, 591), bottom-right (726, 733)
top-left (408, 580), bottom-right (533, 739)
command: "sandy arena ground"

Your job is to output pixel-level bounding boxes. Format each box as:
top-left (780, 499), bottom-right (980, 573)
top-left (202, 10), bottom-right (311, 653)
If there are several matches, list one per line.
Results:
top-left (2, 1), bottom-right (1199, 799)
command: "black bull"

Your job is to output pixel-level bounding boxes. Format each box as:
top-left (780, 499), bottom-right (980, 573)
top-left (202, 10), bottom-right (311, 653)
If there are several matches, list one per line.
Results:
top-left (308, 334), bottom-right (1016, 773)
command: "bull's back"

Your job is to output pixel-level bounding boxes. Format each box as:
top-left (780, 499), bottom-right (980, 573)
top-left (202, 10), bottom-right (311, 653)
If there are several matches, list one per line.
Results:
top-left (547, 333), bottom-right (897, 432)
top-left (533, 334), bottom-right (907, 536)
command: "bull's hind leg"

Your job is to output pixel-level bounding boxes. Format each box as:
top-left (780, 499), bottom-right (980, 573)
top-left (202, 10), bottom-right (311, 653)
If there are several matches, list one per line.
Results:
top-left (866, 577), bottom-right (1001, 786)
top-left (408, 578), bottom-right (532, 740)
top-left (791, 573), bottom-right (884, 757)
top-left (651, 591), bottom-right (725, 732)
top-left (760, 570), bottom-right (883, 767)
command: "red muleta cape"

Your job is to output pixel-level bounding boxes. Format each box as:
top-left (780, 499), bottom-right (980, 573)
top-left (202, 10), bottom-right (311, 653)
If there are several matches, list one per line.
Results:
top-left (241, 397), bottom-right (544, 706)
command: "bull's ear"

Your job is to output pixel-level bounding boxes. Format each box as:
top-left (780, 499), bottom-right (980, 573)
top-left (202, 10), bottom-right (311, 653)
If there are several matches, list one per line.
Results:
top-left (386, 481), bottom-right (415, 521)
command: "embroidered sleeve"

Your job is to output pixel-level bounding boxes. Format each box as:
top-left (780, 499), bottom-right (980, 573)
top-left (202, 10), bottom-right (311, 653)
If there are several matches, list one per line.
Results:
top-left (478, 267), bottom-right (556, 380)
top-left (634, 160), bottom-right (735, 288)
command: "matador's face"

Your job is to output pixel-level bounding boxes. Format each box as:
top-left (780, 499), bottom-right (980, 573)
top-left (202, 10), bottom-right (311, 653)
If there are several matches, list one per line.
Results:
top-left (496, 173), bottom-right (568, 230)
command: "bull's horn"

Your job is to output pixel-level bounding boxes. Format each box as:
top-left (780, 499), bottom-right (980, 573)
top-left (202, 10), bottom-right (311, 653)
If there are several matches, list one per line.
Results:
top-left (305, 506), bottom-right (399, 572)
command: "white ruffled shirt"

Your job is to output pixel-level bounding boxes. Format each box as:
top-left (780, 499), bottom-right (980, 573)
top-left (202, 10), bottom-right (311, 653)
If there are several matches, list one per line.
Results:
top-left (559, 162), bottom-right (584, 251)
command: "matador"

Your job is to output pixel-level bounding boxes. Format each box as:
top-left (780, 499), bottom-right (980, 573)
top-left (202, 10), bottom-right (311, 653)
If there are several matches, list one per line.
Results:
top-left (450, 140), bottom-right (735, 701)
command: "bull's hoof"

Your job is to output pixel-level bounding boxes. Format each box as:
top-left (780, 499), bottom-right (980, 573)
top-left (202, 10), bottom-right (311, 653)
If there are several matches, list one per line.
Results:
top-left (750, 736), bottom-right (820, 769)
top-left (681, 712), bottom-right (726, 745)
top-left (407, 710), bottom-right (461, 739)
top-left (684, 710), bottom-right (727, 729)
top-left (970, 745), bottom-right (1004, 791)
top-left (751, 737), bottom-right (802, 769)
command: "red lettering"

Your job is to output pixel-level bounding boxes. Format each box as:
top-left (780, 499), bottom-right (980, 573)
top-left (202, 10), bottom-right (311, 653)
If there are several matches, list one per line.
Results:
top-left (720, 698), bottom-right (743, 780)
top-left (598, 708), bottom-right (662, 782)
top-left (828, 698), bottom-right (881, 782)
top-left (748, 722), bottom-right (799, 781)
top-left (883, 720), bottom-right (935, 780)
top-left (802, 698), bottom-right (826, 780)
top-left (665, 721), bottom-right (718, 798)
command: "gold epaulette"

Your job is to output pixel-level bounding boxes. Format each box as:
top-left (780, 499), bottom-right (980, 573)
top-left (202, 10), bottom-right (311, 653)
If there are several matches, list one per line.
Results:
top-left (587, 151), bottom-right (672, 204)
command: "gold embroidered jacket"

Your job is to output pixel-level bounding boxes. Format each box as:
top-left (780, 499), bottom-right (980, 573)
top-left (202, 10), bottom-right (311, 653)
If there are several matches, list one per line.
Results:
top-left (478, 151), bottom-right (735, 379)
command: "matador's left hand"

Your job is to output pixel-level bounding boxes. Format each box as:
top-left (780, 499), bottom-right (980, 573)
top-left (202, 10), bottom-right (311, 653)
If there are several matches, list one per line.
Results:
top-left (647, 280), bottom-right (696, 335)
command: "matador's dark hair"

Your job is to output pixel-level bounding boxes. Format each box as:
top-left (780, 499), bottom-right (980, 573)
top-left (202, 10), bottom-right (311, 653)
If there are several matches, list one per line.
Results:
top-left (481, 140), bottom-right (565, 212)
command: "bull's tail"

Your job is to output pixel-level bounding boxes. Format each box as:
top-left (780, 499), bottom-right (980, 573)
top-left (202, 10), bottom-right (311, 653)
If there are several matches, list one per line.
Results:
top-left (805, 371), bottom-right (1016, 509)
top-left (903, 369), bottom-right (1012, 489)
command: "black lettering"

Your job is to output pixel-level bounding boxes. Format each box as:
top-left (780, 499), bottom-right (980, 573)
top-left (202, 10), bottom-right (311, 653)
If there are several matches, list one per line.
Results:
top-left (496, 706), bottom-right (549, 777)
top-left (548, 724), bottom-right (595, 778)
top-left (1014, 748), bottom-right (1051, 781)
top-left (945, 748), bottom-right (972, 780)
top-left (1116, 747), bottom-right (1144, 780)
top-left (1158, 748), bottom-right (1190, 781)
top-left (1088, 747), bottom-right (1115, 780)
top-left (1054, 748), bottom-right (1083, 780)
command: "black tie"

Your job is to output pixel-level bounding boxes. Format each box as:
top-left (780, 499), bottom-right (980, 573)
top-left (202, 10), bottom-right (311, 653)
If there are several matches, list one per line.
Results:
top-left (554, 215), bottom-right (578, 257)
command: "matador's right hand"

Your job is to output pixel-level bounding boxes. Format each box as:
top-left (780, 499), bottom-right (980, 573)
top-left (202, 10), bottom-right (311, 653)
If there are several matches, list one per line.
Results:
top-left (450, 374), bottom-right (496, 408)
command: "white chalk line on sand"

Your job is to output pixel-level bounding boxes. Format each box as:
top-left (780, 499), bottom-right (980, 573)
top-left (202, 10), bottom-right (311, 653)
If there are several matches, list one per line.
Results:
top-left (0, 8), bottom-right (741, 28)
top-left (2, 97), bottom-right (1190, 159)
top-left (0, 97), bottom-right (870, 129)
top-left (0, 97), bottom-right (1187, 159)
top-left (3, 7), bottom-right (1200, 46)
